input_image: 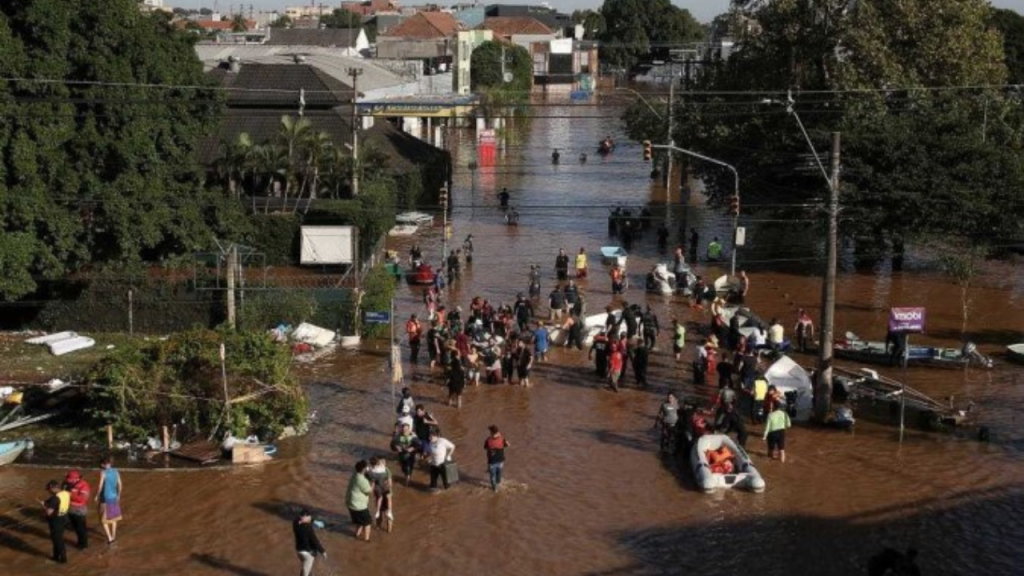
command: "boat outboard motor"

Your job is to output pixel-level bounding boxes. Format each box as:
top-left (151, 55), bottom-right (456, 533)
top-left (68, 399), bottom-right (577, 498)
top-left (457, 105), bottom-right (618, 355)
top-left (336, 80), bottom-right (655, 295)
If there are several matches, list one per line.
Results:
top-left (962, 342), bottom-right (993, 368)
top-left (834, 406), bottom-right (855, 429)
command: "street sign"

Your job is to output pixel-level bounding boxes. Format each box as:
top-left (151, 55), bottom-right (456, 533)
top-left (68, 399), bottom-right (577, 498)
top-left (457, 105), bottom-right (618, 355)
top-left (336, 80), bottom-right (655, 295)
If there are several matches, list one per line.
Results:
top-left (735, 226), bottom-right (746, 247)
top-left (364, 311), bottom-right (391, 324)
top-left (889, 307), bottom-right (925, 333)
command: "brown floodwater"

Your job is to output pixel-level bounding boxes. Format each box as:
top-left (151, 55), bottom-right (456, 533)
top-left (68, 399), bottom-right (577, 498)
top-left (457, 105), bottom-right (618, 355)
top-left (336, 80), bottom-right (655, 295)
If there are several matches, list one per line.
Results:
top-left (1, 103), bottom-right (1022, 576)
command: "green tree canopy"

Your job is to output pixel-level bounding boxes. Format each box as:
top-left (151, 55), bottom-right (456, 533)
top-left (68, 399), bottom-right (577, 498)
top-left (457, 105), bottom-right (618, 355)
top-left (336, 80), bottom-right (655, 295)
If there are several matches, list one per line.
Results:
top-left (599, 0), bottom-right (704, 69)
top-left (320, 8), bottom-right (361, 29)
top-left (643, 0), bottom-right (1021, 264)
top-left (991, 8), bottom-right (1024, 84)
top-left (470, 40), bottom-right (532, 93)
top-left (0, 0), bottom-right (226, 300)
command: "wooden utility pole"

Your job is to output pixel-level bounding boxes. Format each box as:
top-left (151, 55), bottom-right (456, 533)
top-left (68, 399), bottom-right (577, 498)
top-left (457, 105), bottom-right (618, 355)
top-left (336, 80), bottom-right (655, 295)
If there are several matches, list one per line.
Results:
top-left (348, 67), bottom-right (363, 196)
top-left (815, 132), bottom-right (840, 420)
top-left (226, 245), bottom-right (237, 330)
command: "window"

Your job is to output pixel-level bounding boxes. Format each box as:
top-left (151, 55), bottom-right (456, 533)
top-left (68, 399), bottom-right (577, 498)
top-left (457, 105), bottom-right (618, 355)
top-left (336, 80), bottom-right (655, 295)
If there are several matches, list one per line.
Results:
top-left (580, 51), bottom-right (590, 74)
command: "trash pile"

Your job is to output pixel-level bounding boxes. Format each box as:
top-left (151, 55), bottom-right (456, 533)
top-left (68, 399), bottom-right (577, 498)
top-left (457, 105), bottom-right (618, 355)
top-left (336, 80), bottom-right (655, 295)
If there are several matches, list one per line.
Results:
top-left (268, 322), bottom-right (338, 361)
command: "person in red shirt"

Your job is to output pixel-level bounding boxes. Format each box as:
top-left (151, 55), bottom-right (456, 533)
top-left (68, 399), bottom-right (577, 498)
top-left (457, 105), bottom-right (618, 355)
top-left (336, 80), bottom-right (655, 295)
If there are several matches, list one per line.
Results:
top-left (406, 314), bottom-right (422, 364)
top-left (609, 347), bottom-right (624, 392)
top-left (64, 470), bottom-right (90, 549)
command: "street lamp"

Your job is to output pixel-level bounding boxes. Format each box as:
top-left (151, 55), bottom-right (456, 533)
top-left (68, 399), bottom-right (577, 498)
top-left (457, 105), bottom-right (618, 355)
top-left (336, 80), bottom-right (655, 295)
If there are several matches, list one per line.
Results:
top-left (763, 91), bottom-right (840, 422)
top-left (614, 87), bottom-right (663, 119)
top-left (652, 144), bottom-right (740, 275)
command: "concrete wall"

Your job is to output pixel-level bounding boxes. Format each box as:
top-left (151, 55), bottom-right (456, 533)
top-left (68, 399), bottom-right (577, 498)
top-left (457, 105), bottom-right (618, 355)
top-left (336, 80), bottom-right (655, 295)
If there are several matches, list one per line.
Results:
top-left (453, 30), bottom-right (494, 95)
top-left (376, 38), bottom-right (451, 59)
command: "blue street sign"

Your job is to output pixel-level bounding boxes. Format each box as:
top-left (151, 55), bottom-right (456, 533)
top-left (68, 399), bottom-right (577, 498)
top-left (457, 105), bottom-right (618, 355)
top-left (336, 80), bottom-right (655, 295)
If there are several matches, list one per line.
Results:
top-left (364, 311), bottom-right (391, 324)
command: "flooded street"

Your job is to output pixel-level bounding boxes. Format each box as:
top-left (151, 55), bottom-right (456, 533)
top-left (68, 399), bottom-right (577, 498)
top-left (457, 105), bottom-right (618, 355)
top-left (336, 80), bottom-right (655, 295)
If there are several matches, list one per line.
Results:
top-left (1, 103), bottom-right (1022, 576)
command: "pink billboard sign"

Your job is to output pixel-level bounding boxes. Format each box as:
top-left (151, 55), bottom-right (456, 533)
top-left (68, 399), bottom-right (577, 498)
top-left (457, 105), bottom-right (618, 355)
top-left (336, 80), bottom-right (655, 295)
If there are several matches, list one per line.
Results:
top-left (889, 307), bottom-right (925, 333)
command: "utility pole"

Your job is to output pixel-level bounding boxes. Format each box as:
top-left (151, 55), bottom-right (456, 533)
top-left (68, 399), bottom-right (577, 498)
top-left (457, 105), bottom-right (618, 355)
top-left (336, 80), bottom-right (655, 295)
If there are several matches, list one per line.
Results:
top-left (665, 77), bottom-right (675, 192)
top-left (225, 244), bottom-right (237, 329)
top-left (348, 67), bottom-right (363, 196)
top-left (815, 132), bottom-right (841, 420)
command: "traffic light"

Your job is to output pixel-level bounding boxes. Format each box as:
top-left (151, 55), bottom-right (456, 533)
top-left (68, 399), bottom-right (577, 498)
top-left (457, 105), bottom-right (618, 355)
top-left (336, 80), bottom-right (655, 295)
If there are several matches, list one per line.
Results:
top-left (439, 186), bottom-right (449, 210)
top-left (729, 195), bottom-right (740, 216)
top-left (642, 140), bottom-right (652, 162)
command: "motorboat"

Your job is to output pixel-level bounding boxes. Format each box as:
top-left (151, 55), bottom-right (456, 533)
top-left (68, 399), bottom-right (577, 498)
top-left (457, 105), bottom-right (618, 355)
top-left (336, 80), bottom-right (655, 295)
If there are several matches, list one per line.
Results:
top-left (833, 367), bottom-right (977, 430)
top-left (388, 224), bottom-right (419, 236)
top-left (1006, 343), bottom-right (1024, 365)
top-left (404, 263), bottom-right (437, 286)
top-left (764, 355), bottom-right (814, 421)
top-left (599, 246), bottom-right (628, 267)
top-left (0, 439), bottom-right (33, 467)
top-left (646, 263), bottom-right (676, 295)
top-left (396, 211), bottom-right (434, 226)
top-left (835, 332), bottom-right (994, 369)
top-left (25, 331), bottom-right (95, 356)
top-left (690, 434), bottom-right (765, 493)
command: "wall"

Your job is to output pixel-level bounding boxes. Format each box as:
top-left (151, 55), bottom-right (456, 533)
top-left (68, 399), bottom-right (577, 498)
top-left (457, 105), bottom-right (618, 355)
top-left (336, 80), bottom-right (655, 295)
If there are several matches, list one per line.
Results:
top-left (453, 30), bottom-right (493, 94)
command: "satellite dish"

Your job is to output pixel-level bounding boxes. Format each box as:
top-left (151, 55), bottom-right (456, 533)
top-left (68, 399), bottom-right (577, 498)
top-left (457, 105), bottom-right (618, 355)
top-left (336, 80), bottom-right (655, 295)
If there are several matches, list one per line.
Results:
top-left (503, 72), bottom-right (513, 83)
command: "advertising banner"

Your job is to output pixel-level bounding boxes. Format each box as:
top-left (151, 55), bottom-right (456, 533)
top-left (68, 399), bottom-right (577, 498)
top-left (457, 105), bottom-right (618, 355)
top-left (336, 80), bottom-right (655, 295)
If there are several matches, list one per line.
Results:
top-left (889, 307), bottom-right (925, 333)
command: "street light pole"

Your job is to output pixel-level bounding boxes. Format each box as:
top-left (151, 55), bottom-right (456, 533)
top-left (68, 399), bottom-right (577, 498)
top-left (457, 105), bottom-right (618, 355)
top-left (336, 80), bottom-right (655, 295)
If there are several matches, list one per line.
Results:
top-left (652, 144), bottom-right (739, 275)
top-left (763, 92), bottom-right (840, 421)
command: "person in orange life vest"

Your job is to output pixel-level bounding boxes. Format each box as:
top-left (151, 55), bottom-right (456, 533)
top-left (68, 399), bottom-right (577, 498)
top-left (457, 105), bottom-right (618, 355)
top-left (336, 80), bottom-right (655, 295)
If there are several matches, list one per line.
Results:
top-left (608, 345), bottom-right (624, 392)
top-left (484, 425), bottom-right (510, 491)
top-left (406, 314), bottom-right (422, 363)
top-left (64, 470), bottom-right (91, 550)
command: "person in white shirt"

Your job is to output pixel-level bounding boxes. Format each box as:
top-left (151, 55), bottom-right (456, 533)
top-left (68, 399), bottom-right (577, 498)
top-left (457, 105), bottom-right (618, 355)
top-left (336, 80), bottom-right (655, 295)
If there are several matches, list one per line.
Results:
top-left (395, 404), bottom-right (414, 433)
top-left (752, 324), bottom-right (768, 349)
top-left (428, 431), bottom-right (455, 490)
top-left (768, 318), bottom-right (785, 350)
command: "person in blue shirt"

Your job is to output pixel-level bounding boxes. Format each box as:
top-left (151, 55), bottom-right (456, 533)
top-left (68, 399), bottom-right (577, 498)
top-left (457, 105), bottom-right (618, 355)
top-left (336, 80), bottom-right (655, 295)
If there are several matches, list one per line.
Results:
top-left (95, 456), bottom-right (122, 544)
top-left (534, 321), bottom-right (550, 363)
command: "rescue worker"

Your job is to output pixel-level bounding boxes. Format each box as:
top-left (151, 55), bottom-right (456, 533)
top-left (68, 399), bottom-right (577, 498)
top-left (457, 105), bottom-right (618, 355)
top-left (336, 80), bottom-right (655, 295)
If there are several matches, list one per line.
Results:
top-left (589, 330), bottom-right (610, 378)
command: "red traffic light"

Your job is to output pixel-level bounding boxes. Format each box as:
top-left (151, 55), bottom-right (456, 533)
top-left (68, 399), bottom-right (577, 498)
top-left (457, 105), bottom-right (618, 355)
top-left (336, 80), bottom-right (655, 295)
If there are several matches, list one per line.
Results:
top-left (729, 195), bottom-right (740, 216)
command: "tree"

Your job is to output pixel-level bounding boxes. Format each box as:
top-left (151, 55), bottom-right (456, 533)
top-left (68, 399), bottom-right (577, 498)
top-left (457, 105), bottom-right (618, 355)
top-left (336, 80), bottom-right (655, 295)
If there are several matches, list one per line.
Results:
top-left (571, 9), bottom-right (606, 40)
top-left (230, 13), bottom-right (248, 33)
top-left (641, 0), bottom-right (1021, 267)
top-left (470, 40), bottom-right (532, 93)
top-left (320, 8), bottom-right (361, 29)
top-left (599, 0), bottom-right (704, 69)
top-left (268, 14), bottom-right (292, 29)
top-left (991, 8), bottom-right (1024, 84)
top-left (0, 0), bottom-right (226, 301)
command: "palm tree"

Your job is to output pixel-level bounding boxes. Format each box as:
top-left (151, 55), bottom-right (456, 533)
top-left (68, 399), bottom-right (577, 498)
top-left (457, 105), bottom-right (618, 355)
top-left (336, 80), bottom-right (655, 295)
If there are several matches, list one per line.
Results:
top-left (277, 115), bottom-right (312, 199)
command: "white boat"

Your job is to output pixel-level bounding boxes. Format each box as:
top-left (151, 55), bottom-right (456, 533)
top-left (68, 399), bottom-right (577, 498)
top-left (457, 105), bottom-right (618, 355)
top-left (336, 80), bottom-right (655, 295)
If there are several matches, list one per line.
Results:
top-left (396, 211), bottom-right (435, 226)
top-left (50, 336), bottom-right (95, 356)
top-left (0, 439), bottom-right (33, 467)
top-left (580, 311), bottom-right (626, 346)
top-left (388, 224), bottom-right (419, 236)
top-left (292, 323), bottom-right (337, 348)
top-left (25, 331), bottom-right (78, 345)
top-left (1008, 343), bottom-right (1024, 365)
top-left (690, 434), bottom-right (765, 493)
top-left (764, 355), bottom-right (814, 422)
top-left (646, 263), bottom-right (676, 295)
top-left (714, 274), bottom-right (741, 295)
top-left (26, 332), bottom-right (95, 356)
top-left (599, 246), bottom-right (628, 267)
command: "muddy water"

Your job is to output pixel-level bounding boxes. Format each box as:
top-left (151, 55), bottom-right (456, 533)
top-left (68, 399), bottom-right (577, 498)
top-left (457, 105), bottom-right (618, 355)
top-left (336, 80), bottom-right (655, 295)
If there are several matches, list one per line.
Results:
top-left (1, 104), bottom-right (1022, 576)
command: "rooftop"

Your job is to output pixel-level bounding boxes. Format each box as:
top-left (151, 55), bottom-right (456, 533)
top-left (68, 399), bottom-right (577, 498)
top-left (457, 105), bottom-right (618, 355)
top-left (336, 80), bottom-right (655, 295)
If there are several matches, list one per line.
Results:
top-left (264, 28), bottom-right (363, 48)
top-left (477, 16), bottom-right (554, 37)
top-left (380, 11), bottom-right (462, 39)
top-left (208, 63), bottom-right (353, 108)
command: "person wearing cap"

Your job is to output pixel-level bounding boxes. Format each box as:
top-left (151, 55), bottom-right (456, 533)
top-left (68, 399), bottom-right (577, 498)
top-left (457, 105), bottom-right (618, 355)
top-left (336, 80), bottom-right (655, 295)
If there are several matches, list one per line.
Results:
top-left (41, 480), bottom-right (70, 563)
top-left (293, 508), bottom-right (326, 576)
top-left (64, 470), bottom-right (91, 549)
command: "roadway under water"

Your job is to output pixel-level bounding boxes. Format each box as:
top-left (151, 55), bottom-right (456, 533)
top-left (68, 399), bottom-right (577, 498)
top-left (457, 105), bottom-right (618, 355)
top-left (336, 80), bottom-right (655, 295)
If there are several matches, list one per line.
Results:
top-left (0, 102), bottom-right (1021, 576)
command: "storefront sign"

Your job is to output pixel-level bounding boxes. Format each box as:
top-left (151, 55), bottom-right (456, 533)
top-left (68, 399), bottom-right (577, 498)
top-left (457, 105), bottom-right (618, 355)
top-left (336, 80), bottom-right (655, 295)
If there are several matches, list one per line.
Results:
top-left (889, 307), bottom-right (925, 332)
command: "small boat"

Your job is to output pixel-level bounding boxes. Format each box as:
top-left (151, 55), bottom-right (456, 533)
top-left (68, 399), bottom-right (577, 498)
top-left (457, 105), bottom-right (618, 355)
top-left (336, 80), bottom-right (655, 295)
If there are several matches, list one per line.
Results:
top-left (764, 355), bottom-right (814, 421)
top-left (599, 246), bottom-right (628, 267)
top-left (25, 331), bottom-right (96, 356)
top-left (713, 274), bottom-right (741, 295)
top-left (835, 333), bottom-right (994, 369)
top-left (833, 367), bottom-right (976, 430)
top-left (404, 263), bottom-right (436, 286)
top-left (396, 212), bottom-right (434, 226)
top-left (0, 439), bottom-right (32, 467)
top-left (690, 434), bottom-right (765, 493)
top-left (388, 224), bottom-right (419, 236)
top-left (646, 263), bottom-right (676, 295)
top-left (1006, 343), bottom-right (1024, 365)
